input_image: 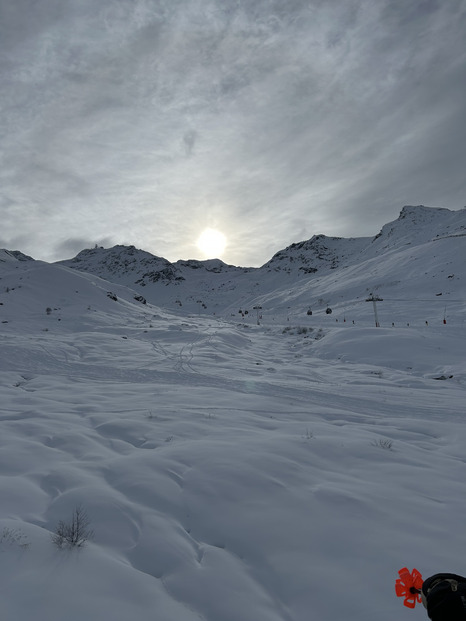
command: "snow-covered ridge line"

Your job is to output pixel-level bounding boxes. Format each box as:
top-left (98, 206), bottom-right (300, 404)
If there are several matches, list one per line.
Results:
top-left (1, 205), bottom-right (465, 319)
top-left (48, 206), bottom-right (466, 315)
top-left (0, 249), bottom-right (34, 262)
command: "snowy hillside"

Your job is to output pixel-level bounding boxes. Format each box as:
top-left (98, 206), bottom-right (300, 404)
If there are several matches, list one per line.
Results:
top-left (262, 233), bottom-right (370, 274)
top-left (370, 205), bottom-right (466, 251)
top-left (1, 205), bottom-right (466, 621)
top-left (0, 249), bottom-right (34, 263)
top-left (57, 205), bottom-right (466, 323)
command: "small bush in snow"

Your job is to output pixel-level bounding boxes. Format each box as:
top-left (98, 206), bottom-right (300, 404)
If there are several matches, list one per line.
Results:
top-left (0, 527), bottom-right (30, 551)
top-left (52, 506), bottom-right (94, 549)
top-left (282, 326), bottom-right (313, 336)
top-left (371, 438), bottom-right (393, 451)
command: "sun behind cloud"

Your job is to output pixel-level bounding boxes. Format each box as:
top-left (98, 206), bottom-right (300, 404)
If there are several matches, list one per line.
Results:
top-left (196, 228), bottom-right (227, 259)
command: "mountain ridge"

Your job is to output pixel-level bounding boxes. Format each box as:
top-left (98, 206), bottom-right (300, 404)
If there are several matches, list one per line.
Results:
top-left (2, 205), bottom-right (465, 320)
top-left (56, 204), bottom-right (466, 277)
top-left (55, 205), bottom-right (466, 314)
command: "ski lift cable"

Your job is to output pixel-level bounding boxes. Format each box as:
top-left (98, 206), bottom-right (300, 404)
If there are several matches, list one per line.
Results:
top-left (323, 297), bottom-right (464, 305)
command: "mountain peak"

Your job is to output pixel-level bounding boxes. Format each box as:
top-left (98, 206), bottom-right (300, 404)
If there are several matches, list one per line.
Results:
top-left (59, 244), bottom-right (184, 287)
top-left (399, 204), bottom-right (451, 221)
top-left (371, 205), bottom-right (466, 249)
top-left (262, 233), bottom-right (370, 275)
top-left (0, 249), bottom-right (34, 262)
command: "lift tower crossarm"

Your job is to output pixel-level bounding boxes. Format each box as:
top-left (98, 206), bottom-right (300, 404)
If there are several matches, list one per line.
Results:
top-left (365, 293), bottom-right (383, 327)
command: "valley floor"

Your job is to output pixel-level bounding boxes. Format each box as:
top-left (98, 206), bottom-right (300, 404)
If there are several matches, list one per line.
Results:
top-left (1, 312), bottom-right (466, 621)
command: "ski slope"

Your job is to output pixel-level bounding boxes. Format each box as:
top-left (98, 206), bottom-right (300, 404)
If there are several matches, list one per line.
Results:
top-left (1, 225), bottom-right (466, 620)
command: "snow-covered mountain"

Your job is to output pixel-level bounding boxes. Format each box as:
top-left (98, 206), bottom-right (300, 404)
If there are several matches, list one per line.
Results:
top-left (58, 205), bottom-right (466, 277)
top-left (0, 249), bottom-right (34, 263)
top-left (53, 205), bottom-right (466, 323)
top-left (371, 204), bottom-right (466, 250)
top-left (1, 205), bottom-right (466, 621)
top-left (2, 205), bottom-right (465, 324)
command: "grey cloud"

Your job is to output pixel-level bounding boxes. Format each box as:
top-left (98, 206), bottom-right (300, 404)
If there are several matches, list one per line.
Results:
top-left (1, 0), bottom-right (465, 266)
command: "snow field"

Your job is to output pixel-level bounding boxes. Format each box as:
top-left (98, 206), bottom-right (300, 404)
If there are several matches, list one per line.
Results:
top-left (1, 250), bottom-right (466, 620)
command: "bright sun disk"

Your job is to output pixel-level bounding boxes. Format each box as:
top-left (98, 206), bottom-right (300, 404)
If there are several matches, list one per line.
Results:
top-left (196, 228), bottom-right (227, 259)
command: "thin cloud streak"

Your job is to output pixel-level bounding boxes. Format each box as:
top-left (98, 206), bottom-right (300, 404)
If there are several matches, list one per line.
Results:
top-left (1, 0), bottom-right (465, 266)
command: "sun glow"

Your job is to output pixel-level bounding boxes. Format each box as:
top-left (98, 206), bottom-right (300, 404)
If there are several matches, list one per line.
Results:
top-left (196, 228), bottom-right (227, 259)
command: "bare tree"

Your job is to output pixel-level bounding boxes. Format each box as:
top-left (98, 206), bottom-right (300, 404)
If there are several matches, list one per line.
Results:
top-left (52, 505), bottom-right (94, 548)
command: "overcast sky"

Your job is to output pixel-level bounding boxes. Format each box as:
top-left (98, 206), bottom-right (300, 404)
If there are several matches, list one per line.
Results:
top-left (1, 0), bottom-right (465, 266)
